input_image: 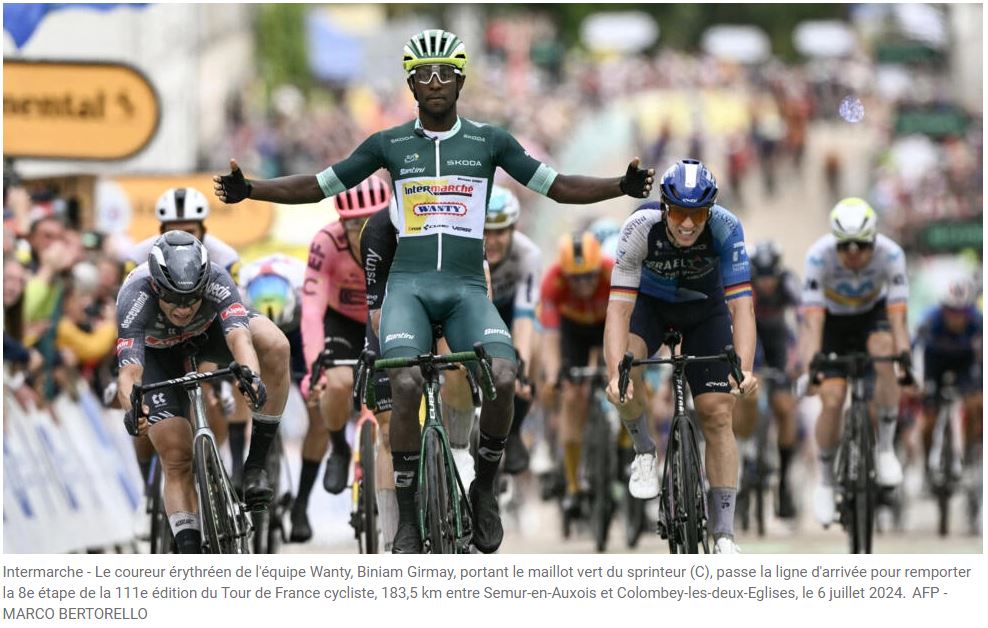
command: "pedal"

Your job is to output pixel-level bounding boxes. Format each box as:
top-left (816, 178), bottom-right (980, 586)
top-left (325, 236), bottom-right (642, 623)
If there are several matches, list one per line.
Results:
top-left (656, 519), bottom-right (668, 540)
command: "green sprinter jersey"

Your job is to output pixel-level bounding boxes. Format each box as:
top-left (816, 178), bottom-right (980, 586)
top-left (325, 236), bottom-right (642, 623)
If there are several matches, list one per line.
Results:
top-left (316, 117), bottom-right (557, 276)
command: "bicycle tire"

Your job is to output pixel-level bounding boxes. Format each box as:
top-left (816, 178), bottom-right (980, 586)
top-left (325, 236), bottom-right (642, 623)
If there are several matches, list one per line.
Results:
top-left (422, 430), bottom-right (456, 554)
top-left (149, 459), bottom-right (174, 554)
top-left (680, 418), bottom-right (705, 554)
top-left (359, 421), bottom-right (379, 554)
top-left (936, 422), bottom-right (954, 538)
top-left (195, 435), bottom-right (250, 554)
top-left (587, 408), bottom-right (614, 553)
top-left (847, 407), bottom-right (874, 554)
top-left (624, 490), bottom-right (645, 549)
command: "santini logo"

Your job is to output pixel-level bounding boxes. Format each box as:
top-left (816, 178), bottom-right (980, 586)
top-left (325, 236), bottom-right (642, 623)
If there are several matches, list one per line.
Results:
top-left (385, 332), bottom-right (415, 343)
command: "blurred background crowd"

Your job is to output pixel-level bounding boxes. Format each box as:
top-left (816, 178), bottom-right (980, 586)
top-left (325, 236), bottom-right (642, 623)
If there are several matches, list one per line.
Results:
top-left (3, 3), bottom-right (982, 421)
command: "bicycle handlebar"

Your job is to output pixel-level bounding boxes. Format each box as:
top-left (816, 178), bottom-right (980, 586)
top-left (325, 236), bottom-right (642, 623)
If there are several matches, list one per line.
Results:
top-left (808, 351), bottom-right (913, 387)
top-left (354, 342), bottom-right (497, 411)
top-left (131, 362), bottom-right (260, 419)
top-left (618, 345), bottom-right (743, 404)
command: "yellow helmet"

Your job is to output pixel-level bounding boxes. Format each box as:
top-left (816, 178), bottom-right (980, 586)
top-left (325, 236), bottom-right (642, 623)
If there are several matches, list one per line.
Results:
top-left (402, 29), bottom-right (468, 75)
top-left (830, 197), bottom-right (877, 242)
top-left (558, 231), bottom-right (603, 275)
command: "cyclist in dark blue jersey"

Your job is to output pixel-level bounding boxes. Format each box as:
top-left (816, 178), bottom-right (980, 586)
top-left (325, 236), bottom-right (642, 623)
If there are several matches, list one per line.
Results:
top-left (603, 159), bottom-right (758, 554)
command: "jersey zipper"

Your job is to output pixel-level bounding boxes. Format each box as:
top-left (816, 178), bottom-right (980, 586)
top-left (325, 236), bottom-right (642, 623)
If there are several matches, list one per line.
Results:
top-left (434, 136), bottom-right (443, 271)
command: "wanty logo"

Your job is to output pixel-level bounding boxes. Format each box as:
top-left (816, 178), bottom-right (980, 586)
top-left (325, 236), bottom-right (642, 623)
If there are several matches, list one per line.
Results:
top-left (413, 202), bottom-right (467, 216)
top-left (404, 153), bottom-right (420, 164)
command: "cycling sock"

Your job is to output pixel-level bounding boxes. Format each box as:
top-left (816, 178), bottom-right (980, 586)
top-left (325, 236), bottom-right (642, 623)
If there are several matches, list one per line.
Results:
top-left (778, 445), bottom-right (795, 486)
top-left (622, 413), bottom-right (656, 455)
top-left (244, 415), bottom-right (279, 470)
top-left (173, 529), bottom-right (202, 554)
top-left (295, 458), bottom-right (321, 507)
top-left (818, 448), bottom-right (836, 486)
top-left (376, 488), bottom-right (398, 550)
top-left (392, 452), bottom-right (420, 523)
top-left (510, 394), bottom-right (532, 435)
top-left (329, 428), bottom-right (350, 456)
top-left (228, 422), bottom-right (247, 476)
top-left (877, 409), bottom-right (898, 452)
top-left (563, 442), bottom-right (581, 495)
top-left (708, 487), bottom-right (737, 539)
top-left (168, 511), bottom-right (201, 535)
top-left (475, 431), bottom-right (507, 490)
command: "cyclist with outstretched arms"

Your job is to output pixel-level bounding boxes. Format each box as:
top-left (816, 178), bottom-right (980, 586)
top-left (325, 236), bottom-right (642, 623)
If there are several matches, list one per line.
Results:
top-left (115, 232), bottom-right (290, 553)
top-left (215, 29), bottom-right (653, 553)
top-left (539, 231), bottom-right (612, 520)
top-left (295, 176), bottom-right (390, 542)
top-left (603, 160), bottom-right (758, 555)
top-left (735, 240), bottom-right (802, 519)
top-left (483, 185), bottom-right (543, 473)
top-left (798, 198), bottom-right (914, 526)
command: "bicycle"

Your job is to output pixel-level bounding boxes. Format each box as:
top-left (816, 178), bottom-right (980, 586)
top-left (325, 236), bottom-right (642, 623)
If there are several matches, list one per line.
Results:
top-left (808, 351), bottom-right (910, 554)
top-left (251, 431), bottom-right (291, 554)
top-left (357, 339), bottom-right (495, 554)
top-left (131, 350), bottom-right (260, 554)
top-left (619, 330), bottom-right (743, 554)
top-left (927, 371), bottom-right (964, 537)
top-left (310, 342), bottom-right (381, 554)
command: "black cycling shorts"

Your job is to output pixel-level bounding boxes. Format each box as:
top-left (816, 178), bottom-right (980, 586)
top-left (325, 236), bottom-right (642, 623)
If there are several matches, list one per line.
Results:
top-left (559, 317), bottom-right (605, 371)
top-left (820, 299), bottom-right (889, 378)
top-left (141, 318), bottom-right (233, 425)
top-left (323, 306), bottom-right (366, 360)
top-left (630, 296), bottom-right (734, 397)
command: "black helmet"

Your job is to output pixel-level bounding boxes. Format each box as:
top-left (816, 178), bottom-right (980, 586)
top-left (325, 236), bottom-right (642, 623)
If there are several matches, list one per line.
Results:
top-left (749, 240), bottom-right (781, 277)
top-left (149, 230), bottom-right (210, 304)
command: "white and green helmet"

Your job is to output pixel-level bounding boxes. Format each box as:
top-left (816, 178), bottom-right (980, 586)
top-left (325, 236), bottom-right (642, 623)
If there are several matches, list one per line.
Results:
top-left (485, 185), bottom-right (520, 230)
top-left (403, 29), bottom-right (468, 75)
top-left (830, 197), bottom-right (878, 242)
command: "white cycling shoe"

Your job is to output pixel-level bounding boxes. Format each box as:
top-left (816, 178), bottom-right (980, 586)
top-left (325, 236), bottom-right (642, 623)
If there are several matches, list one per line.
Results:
top-left (713, 537), bottom-right (742, 554)
top-left (629, 452), bottom-right (660, 499)
top-left (813, 484), bottom-right (836, 526)
top-left (875, 450), bottom-right (904, 487)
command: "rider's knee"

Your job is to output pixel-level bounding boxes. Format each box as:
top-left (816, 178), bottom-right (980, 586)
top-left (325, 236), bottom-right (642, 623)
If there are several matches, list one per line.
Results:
top-left (867, 330), bottom-right (894, 357)
top-left (389, 368), bottom-right (421, 401)
top-left (323, 369), bottom-right (352, 400)
top-left (491, 359), bottom-right (517, 396)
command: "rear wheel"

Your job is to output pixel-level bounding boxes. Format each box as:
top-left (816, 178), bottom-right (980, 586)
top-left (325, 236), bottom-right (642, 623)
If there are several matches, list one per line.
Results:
top-left (677, 418), bottom-right (704, 554)
top-left (422, 430), bottom-right (455, 554)
top-left (358, 421), bottom-right (379, 554)
top-left (195, 435), bottom-right (250, 554)
top-left (935, 419), bottom-right (954, 538)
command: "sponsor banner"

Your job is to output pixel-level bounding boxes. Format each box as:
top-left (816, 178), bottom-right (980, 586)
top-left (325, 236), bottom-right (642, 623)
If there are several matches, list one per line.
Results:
top-left (398, 176), bottom-right (488, 239)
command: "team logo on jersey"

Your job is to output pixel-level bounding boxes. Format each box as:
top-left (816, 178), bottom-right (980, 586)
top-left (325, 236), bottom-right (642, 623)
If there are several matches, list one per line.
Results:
top-left (220, 303), bottom-right (248, 320)
top-left (447, 159), bottom-right (482, 167)
top-left (116, 338), bottom-right (134, 354)
top-left (400, 167), bottom-right (426, 175)
top-left (205, 282), bottom-right (231, 301)
top-left (413, 202), bottom-right (467, 216)
top-left (121, 292), bottom-right (149, 328)
top-left (404, 153), bottom-right (420, 164)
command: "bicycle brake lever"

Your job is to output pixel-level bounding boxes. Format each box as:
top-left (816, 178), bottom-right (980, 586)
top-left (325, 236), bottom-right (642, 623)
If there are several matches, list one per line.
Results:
top-left (724, 345), bottom-right (744, 388)
top-left (618, 352), bottom-right (634, 404)
top-left (130, 386), bottom-right (145, 419)
top-left (472, 342), bottom-right (497, 401)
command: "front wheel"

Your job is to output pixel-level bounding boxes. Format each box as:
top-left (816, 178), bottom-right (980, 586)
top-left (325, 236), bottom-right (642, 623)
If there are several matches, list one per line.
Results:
top-left (421, 430), bottom-right (456, 554)
top-left (358, 420), bottom-right (379, 554)
top-left (195, 435), bottom-right (250, 554)
top-left (148, 458), bottom-right (174, 554)
top-left (846, 408), bottom-right (874, 554)
top-left (586, 410), bottom-right (614, 553)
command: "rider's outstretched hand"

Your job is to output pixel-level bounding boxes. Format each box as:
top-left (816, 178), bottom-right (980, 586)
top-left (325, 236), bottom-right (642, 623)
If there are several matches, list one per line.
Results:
top-left (214, 158), bottom-right (252, 204)
top-left (619, 157), bottom-right (655, 198)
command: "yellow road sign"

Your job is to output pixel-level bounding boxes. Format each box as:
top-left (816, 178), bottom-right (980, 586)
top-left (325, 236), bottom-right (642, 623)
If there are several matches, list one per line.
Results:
top-left (3, 60), bottom-right (160, 160)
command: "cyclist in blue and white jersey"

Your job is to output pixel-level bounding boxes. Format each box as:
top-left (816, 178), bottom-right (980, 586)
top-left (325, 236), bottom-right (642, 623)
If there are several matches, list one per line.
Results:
top-left (604, 159), bottom-right (759, 555)
top-left (915, 277), bottom-right (982, 476)
top-left (797, 198), bottom-right (914, 526)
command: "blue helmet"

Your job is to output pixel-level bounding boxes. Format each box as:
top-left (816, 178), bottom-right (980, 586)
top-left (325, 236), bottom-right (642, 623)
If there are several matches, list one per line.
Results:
top-left (659, 159), bottom-right (718, 208)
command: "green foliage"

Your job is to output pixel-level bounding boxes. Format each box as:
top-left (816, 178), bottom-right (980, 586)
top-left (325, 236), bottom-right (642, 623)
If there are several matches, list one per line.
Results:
top-left (255, 4), bottom-right (312, 94)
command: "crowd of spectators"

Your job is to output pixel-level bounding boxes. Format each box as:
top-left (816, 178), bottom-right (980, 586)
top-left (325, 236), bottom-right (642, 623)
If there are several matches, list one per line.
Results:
top-left (3, 173), bottom-right (124, 410)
